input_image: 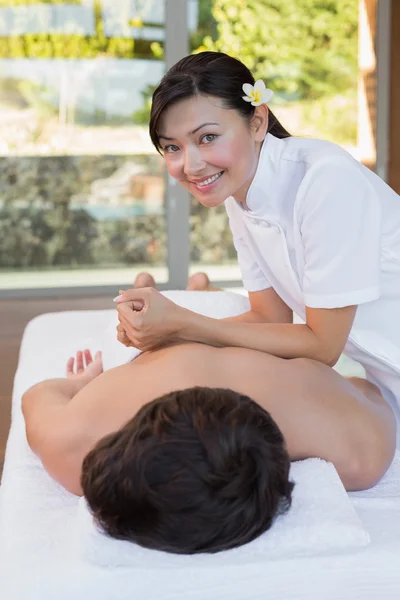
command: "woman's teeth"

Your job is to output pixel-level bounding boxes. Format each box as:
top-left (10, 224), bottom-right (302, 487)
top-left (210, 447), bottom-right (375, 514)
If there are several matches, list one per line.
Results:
top-left (197, 172), bottom-right (223, 187)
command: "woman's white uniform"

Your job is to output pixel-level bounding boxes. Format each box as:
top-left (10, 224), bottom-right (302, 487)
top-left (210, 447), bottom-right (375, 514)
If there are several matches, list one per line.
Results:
top-left (225, 133), bottom-right (400, 427)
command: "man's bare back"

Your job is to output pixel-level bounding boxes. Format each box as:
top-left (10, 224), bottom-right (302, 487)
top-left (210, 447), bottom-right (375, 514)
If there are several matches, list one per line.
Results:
top-left (23, 341), bottom-right (396, 496)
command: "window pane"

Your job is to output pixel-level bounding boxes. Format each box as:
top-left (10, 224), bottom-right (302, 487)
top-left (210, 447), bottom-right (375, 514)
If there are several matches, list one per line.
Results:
top-left (0, 0), bottom-right (167, 291)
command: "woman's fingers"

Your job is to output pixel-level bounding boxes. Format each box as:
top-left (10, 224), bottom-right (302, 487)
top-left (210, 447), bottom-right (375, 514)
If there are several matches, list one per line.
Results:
top-left (116, 298), bottom-right (165, 351)
top-left (117, 329), bottom-right (127, 344)
top-left (118, 302), bottom-right (145, 330)
top-left (116, 323), bottom-right (128, 339)
top-left (113, 287), bottom-right (147, 309)
top-left (117, 308), bottom-right (138, 332)
top-left (118, 309), bottom-right (141, 344)
top-left (116, 322), bottom-right (134, 347)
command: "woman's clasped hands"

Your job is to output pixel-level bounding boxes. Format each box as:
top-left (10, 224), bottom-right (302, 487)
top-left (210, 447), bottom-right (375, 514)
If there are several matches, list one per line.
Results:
top-left (114, 287), bottom-right (187, 351)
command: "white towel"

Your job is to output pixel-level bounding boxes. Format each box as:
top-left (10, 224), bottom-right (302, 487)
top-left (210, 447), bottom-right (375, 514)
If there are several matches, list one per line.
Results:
top-left (77, 458), bottom-right (369, 569)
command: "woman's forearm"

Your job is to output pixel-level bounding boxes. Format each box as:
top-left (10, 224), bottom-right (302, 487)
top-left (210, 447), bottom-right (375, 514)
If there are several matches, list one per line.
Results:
top-left (179, 310), bottom-right (336, 365)
top-left (221, 309), bottom-right (270, 324)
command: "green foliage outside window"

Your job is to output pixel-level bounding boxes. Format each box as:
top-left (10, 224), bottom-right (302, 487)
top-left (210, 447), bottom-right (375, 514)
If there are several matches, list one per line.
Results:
top-left (197, 0), bottom-right (358, 101)
top-left (0, 0), bottom-right (357, 96)
top-left (0, 0), bottom-right (158, 60)
top-left (135, 0), bottom-right (359, 139)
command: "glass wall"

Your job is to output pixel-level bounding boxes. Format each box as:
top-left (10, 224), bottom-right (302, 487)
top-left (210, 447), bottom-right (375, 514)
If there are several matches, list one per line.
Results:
top-left (0, 0), bottom-right (168, 291)
top-left (0, 0), bottom-right (363, 294)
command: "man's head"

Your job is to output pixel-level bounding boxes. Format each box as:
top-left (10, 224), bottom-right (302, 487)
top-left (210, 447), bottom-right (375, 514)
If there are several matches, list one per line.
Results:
top-left (81, 387), bottom-right (294, 554)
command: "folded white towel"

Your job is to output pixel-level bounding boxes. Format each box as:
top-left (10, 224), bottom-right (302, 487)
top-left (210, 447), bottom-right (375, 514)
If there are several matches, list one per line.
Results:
top-left (76, 457), bottom-right (370, 569)
top-left (101, 290), bottom-right (251, 370)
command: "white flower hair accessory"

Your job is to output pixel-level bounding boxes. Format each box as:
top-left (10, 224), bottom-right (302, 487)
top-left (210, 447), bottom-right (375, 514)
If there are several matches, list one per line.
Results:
top-left (242, 80), bottom-right (273, 106)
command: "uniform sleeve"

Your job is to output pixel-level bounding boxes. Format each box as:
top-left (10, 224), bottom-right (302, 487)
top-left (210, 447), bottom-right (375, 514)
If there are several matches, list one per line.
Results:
top-left (298, 159), bottom-right (382, 309)
top-left (225, 198), bottom-right (271, 293)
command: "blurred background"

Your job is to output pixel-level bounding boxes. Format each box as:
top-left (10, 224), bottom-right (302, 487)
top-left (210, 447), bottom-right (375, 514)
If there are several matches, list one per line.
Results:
top-left (0, 0), bottom-right (397, 296)
top-left (0, 0), bottom-right (398, 468)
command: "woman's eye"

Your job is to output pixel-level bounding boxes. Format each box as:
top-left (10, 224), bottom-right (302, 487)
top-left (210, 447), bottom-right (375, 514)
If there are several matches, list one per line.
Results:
top-left (201, 134), bottom-right (217, 144)
top-left (164, 144), bottom-right (180, 153)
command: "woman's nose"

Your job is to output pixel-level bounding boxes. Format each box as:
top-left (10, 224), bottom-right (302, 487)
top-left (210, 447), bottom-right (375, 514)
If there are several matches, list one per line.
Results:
top-left (183, 148), bottom-right (206, 177)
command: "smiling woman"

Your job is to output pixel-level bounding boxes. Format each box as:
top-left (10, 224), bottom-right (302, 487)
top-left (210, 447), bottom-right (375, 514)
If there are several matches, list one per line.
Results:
top-left (159, 121), bottom-right (226, 195)
top-left (115, 50), bottom-right (400, 437)
top-left (149, 52), bottom-right (290, 208)
top-left (158, 94), bottom-right (269, 208)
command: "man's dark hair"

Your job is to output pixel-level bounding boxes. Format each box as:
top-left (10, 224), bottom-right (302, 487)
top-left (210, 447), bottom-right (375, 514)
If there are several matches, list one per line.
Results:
top-left (81, 387), bottom-right (294, 554)
top-left (149, 51), bottom-right (291, 153)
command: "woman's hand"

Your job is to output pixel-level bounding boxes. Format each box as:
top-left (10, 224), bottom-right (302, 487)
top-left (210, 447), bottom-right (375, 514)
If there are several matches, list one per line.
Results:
top-left (114, 287), bottom-right (187, 351)
top-left (116, 322), bottom-right (135, 347)
top-left (66, 349), bottom-right (103, 386)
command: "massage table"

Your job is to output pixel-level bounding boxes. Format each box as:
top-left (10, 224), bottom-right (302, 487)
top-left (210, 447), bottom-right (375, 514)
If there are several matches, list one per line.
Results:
top-left (1, 291), bottom-right (399, 600)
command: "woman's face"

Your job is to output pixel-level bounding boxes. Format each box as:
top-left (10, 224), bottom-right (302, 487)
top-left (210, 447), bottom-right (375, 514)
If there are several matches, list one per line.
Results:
top-left (158, 95), bottom-right (267, 207)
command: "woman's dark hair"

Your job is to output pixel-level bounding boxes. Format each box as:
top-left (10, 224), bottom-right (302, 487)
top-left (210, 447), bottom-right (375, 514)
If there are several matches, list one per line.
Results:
top-left (81, 386), bottom-right (294, 555)
top-left (149, 51), bottom-right (291, 153)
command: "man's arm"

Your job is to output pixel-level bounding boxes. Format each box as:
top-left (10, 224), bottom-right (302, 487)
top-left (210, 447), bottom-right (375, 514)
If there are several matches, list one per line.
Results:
top-left (22, 377), bottom-right (85, 453)
top-left (22, 377), bottom-right (87, 494)
top-left (22, 350), bottom-right (103, 495)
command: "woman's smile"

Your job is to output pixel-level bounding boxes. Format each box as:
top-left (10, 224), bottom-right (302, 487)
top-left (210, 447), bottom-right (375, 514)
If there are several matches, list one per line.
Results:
top-left (189, 171), bottom-right (225, 192)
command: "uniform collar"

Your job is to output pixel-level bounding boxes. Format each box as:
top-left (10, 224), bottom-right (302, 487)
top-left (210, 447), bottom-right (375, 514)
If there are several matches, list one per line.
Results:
top-left (241, 132), bottom-right (285, 215)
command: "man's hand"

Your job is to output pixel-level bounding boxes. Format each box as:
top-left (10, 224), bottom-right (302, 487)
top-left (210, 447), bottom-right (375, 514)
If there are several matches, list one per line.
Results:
top-left (114, 287), bottom-right (187, 351)
top-left (66, 349), bottom-right (103, 386)
top-left (23, 349), bottom-right (103, 477)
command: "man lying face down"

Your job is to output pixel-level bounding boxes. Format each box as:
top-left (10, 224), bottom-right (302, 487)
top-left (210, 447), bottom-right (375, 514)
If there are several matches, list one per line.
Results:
top-left (83, 383), bottom-right (293, 554)
top-left (21, 276), bottom-right (396, 555)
